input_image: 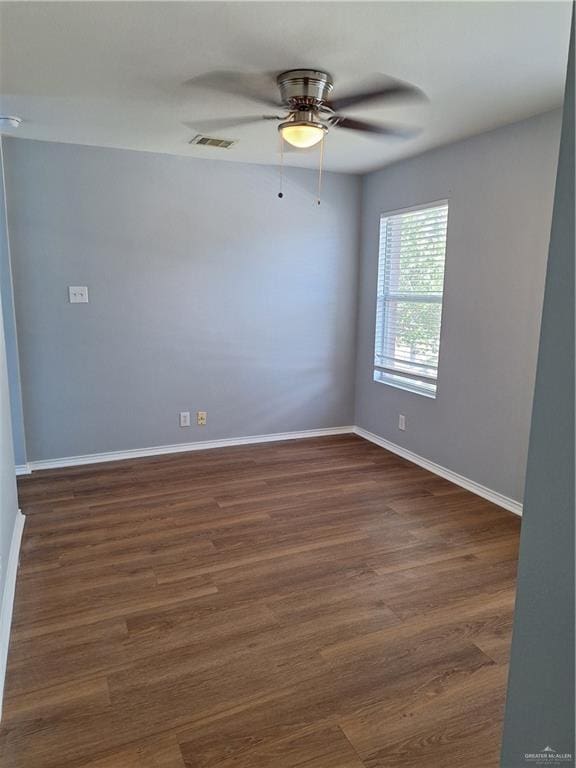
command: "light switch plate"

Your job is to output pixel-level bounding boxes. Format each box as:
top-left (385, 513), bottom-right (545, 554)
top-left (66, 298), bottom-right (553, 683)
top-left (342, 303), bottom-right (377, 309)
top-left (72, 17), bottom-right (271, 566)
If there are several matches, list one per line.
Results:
top-left (69, 286), bottom-right (89, 303)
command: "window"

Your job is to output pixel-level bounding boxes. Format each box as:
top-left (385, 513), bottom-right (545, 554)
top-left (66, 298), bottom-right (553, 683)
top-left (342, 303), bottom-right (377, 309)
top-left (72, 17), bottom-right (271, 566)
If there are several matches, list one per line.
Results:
top-left (374, 201), bottom-right (449, 398)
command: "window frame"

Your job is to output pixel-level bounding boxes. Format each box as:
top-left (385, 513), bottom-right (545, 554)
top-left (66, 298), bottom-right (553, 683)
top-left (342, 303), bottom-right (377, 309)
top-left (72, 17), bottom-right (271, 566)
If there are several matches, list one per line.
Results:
top-left (373, 198), bottom-right (450, 399)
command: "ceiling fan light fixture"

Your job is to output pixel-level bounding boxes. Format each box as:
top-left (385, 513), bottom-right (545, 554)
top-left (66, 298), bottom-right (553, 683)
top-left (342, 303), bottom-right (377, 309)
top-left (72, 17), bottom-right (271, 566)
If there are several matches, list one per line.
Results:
top-left (192, 69), bottom-right (424, 156)
top-left (279, 120), bottom-right (327, 149)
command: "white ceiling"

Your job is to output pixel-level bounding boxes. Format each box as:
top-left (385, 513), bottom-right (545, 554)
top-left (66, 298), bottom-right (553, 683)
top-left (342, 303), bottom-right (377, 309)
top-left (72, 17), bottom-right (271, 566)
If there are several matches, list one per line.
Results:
top-left (0, 1), bottom-right (571, 173)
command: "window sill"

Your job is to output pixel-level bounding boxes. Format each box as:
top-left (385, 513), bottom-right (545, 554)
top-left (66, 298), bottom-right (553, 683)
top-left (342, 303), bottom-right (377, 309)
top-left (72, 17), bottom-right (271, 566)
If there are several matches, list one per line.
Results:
top-left (373, 370), bottom-right (437, 399)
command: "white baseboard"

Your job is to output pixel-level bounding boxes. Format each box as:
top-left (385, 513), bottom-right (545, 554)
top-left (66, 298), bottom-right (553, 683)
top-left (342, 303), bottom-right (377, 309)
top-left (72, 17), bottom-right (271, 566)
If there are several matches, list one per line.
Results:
top-left (27, 426), bottom-right (356, 471)
top-left (0, 510), bottom-right (25, 721)
top-left (353, 426), bottom-right (523, 516)
top-left (15, 464), bottom-right (30, 476)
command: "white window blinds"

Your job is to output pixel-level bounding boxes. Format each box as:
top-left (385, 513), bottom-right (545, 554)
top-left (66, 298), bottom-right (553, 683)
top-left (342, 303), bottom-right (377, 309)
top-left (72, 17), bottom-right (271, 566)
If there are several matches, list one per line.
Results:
top-left (374, 201), bottom-right (449, 397)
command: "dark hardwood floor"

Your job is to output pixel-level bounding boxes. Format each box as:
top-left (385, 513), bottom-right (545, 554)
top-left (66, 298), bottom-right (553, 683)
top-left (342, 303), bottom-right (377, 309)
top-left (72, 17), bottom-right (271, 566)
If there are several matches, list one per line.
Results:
top-left (0, 435), bottom-right (521, 768)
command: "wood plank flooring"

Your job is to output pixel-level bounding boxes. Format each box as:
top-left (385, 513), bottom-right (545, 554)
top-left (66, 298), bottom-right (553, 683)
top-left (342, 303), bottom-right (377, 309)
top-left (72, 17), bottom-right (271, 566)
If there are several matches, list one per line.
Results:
top-left (0, 435), bottom-right (521, 768)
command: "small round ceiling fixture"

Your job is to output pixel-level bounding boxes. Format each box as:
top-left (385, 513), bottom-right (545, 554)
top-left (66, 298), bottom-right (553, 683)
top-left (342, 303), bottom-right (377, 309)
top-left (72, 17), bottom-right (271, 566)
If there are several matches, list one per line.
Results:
top-left (0, 116), bottom-right (23, 130)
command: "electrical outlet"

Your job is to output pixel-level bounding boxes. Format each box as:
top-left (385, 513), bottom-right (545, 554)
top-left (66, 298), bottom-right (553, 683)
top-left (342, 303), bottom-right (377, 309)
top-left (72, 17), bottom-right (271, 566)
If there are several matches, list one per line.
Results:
top-left (197, 411), bottom-right (207, 426)
top-left (68, 286), bottom-right (89, 303)
top-left (179, 411), bottom-right (191, 427)
top-left (398, 414), bottom-right (406, 431)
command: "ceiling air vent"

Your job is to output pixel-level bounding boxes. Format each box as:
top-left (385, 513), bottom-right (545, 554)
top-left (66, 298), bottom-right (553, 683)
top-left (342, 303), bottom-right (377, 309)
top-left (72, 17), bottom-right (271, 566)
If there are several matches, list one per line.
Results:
top-left (189, 134), bottom-right (237, 149)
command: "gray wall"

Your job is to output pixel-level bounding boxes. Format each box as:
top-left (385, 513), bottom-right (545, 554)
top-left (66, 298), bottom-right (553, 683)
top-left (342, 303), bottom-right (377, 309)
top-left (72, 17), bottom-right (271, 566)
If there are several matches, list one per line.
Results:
top-left (501, 17), bottom-right (574, 765)
top-left (3, 139), bottom-right (360, 461)
top-left (354, 110), bottom-right (562, 503)
top-left (0, 148), bottom-right (19, 631)
top-left (0, 140), bottom-right (26, 467)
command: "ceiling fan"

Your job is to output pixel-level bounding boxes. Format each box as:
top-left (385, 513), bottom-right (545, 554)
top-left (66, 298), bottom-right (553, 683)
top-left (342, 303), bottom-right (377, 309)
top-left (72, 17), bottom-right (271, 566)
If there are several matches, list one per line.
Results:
top-left (188, 69), bottom-right (425, 149)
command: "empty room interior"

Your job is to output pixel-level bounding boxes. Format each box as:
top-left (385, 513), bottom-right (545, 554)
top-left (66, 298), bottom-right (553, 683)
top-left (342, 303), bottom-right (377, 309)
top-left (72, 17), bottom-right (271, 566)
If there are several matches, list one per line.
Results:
top-left (0, 2), bottom-right (573, 767)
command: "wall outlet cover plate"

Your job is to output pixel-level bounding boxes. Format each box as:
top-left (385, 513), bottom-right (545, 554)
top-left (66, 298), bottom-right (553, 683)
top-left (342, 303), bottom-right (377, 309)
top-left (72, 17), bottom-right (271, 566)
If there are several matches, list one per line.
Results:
top-left (69, 286), bottom-right (89, 303)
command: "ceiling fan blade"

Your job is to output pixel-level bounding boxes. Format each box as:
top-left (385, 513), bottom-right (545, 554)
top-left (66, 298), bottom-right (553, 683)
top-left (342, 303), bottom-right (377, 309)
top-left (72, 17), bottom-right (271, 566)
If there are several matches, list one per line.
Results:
top-left (184, 115), bottom-right (283, 132)
top-left (328, 78), bottom-right (425, 112)
top-left (334, 117), bottom-right (420, 138)
top-left (183, 70), bottom-right (281, 108)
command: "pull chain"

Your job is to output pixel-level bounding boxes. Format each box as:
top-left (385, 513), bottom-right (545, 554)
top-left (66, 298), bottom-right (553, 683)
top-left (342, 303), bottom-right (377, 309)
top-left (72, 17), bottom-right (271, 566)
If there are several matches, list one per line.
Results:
top-left (277, 132), bottom-right (285, 199)
top-left (316, 134), bottom-right (325, 206)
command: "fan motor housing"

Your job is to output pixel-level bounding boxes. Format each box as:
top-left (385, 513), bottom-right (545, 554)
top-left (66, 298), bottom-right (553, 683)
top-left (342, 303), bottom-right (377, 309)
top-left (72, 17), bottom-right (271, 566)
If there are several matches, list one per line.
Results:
top-left (277, 69), bottom-right (334, 107)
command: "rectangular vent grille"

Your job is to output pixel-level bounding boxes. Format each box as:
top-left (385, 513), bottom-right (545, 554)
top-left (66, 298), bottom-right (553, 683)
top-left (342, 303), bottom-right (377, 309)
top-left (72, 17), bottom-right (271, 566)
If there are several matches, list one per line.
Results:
top-left (189, 134), bottom-right (237, 149)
